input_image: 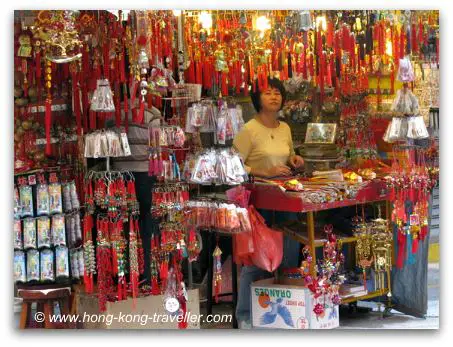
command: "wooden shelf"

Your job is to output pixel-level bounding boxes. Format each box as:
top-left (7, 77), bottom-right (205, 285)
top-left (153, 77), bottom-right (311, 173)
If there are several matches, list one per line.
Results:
top-left (341, 289), bottom-right (389, 304)
top-left (276, 221), bottom-right (357, 248)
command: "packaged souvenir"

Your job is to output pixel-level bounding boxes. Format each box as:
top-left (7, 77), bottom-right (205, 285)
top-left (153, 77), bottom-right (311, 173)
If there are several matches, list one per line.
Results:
top-left (14, 219), bottom-right (23, 250)
top-left (23, 218), bottom-right (36, 250)
top-left (26, 249), bottom-right (40, 282)
top-left (51, 214), bottom-right (66, 246)
top-left (237, 208), bottom-right (252, 232)
top-left (37, 216), bottom-right (51, 249)
top-left (55, 246), bottom-right (69, 279)
top-left (19, 185), bottom-right (34, 217)
top-left (14, 251), bottom-right (26, 283)
top-left (70, 181), bottom-right (80, 209)
top-left (36, 183), bottom-right (50, 216)
top-left (77, 249), bottom-right (85, 277)
top-left (49, 183), bottom-right (63, 214)
top-left (40, 248), bottom-right (55, 282)
top-left (62, 183), bottom-right (73, 212)
top-left (74, 213), bottom-right (82, 243)
top-left (70, 249), bottom-right (80, 279)
top-left (228, 204), bottom-right (241, 231)
top-left (14, 186), bottom-right (21, 219)
top-left (216, 114), bottom-right (226, 145)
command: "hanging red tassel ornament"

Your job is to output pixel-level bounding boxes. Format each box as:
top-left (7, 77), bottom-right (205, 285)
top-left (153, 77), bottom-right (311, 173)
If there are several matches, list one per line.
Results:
top-left (306, 51), bottom-right (313, 81)
top-left (326, 21), bottom-right (334, 48)
top-left (72, 69), bottom-right (82, 136)
top-left (411, 24), bottom-right (418, 55)
top-left (221, 72), bottom-right (228, 96)
top-left (342, 24), bottom-right (349, 51)
top-left (103, 42), bottom-right (110, 81)
top-left (137, 96), bottom-right (145, 124)
top-left (393, 27), bottom-right (399, 69)
top-left (43, 59), bottom-right (53, 156)
top-left (396, 225), bottom-right (407, 269)
top-left (412, 234), bottom-right (419, 254)
top-left (213, 244), bottom-right (223, 304)
top-left (83, 214), bottom-right (95, 294)
top-left (379, 22), bottom-right (385, 56)
top-left (400, 27), bottom-right (405, 59)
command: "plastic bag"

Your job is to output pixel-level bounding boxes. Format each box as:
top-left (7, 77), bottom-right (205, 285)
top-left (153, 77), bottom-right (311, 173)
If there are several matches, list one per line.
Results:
top-left (233, 229), bottom-right (254, 266)
top-left (248, 206), bottom-right (283, 272)
top-left (233, 206), bottom-right (283, 271)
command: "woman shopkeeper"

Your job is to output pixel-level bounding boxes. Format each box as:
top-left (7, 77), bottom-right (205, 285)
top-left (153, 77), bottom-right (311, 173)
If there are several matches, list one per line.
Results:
top-left (233, 77), bottom-right (305, 328)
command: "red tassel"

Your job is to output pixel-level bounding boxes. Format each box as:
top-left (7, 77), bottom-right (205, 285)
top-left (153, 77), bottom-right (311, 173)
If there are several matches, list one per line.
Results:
top-left (196, 61), bottom-right (202, 85)
top-left (411, 24), bottom-right (418, 55)
top-left (396, 229), bottom-right (406, 269)
top-left (308, 53), bottom-right (314, 79)
top-left (81, 85), bottom-right (89, 133)
top-left (400, 28), bottom-right (405, 59)
top-left (221, 72), bottom-right (228, 96)
top-left (103, 42), bottom-right (110, 80)
top-left (35, 51), bottom-right (41, 79)
top-left (89, 110), bottom-right (96, 130)
top-left (119, 51), bottom-right (126, 83)
top-left (326, 22), bottom-right (334, 48)
top-left (45, 99), bottom-right (52, 156)
top-left (393, 27), bottom-right (399, 68)
top-left (73, 72), bottom-right (82, 136)
top-left (151, 277), bottom-right (160, 295)
top-left (412, 236), bottom-right (419, 253)
top-left (178, 298), bottom-right (188, 329)
top-left (115, 97), bottom-right (121, 128)
top-left (137, 98), bottom-right (145, 124)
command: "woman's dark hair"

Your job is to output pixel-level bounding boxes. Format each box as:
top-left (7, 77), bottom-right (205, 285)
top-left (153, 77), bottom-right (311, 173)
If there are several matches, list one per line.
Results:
top-left (250, 77), bottom-right (287, 112)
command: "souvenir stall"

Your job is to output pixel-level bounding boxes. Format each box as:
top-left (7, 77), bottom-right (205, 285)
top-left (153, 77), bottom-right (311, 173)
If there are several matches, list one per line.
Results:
top-left (13, 9), bottom-right (439, 329)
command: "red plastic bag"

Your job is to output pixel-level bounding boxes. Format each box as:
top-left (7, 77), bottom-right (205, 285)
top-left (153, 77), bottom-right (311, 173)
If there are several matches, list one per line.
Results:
top-left (233, 231), bottom-right (254, 266)
top-left (248, 206), bottom-right (283, 272)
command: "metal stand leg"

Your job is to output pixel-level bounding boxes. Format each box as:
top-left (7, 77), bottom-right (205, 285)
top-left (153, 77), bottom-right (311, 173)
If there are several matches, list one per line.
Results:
top-left (231, 238), bottom-right (238, 329)
top-left (206, 231), bottom-right (214, 316)
top-left (307, 211), bottom-right (316, 277)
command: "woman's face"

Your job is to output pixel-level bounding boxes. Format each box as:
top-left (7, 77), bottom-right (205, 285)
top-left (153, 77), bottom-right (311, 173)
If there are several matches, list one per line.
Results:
top-left (260, 87), bottom-right (282, 113)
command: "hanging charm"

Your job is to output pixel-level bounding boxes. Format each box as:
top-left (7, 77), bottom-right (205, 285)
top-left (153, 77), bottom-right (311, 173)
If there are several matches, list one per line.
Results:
top-left (213, 243), bottom-right (223, 303)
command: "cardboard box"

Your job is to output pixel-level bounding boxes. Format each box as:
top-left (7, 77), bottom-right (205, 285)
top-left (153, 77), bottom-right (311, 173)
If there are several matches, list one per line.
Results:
top-left (251, 278), bottom-right (339, 329)
top-left (251, 278), bottom-right (309, 329)
top-left (306, 292), bottom-right (339, 329)
top-left (77, 289), bottom-right (200, 329)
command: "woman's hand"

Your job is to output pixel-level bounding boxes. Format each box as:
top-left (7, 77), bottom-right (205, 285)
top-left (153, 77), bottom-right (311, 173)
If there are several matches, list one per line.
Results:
top-left (289, 155), bottom-right (304, 169)
top-left (266, 165), bottom-right (292, 177)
